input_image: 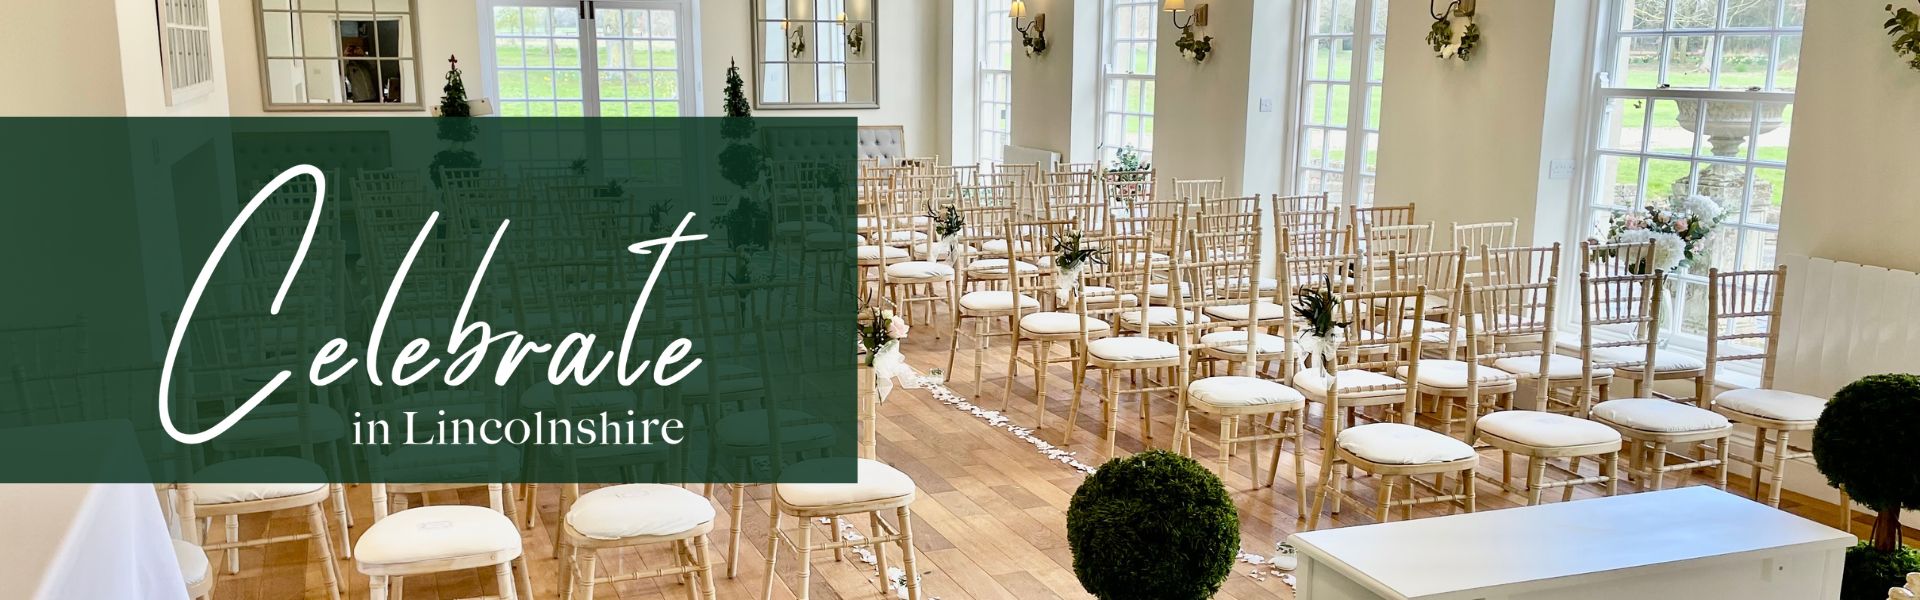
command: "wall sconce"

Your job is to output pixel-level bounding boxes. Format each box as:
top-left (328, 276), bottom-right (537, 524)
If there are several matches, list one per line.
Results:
top-left (840, 12), bottom-right (865, 55)
top-left (784, 22), bottom-right (807, 57)
top-left (1165, 0), bottom-right (1208, 30)
top-left (1010, 1), bottom-right (1048, 56)
top-left (1165, 0), bottom-right (1213, 62)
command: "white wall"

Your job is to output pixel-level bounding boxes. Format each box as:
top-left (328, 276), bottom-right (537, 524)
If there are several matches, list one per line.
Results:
top-left (1010, 0), bottom-right (1100, 164)
top-left (1150, 0), bottom-right (1292, 199)
top-left (1374, 0), bottom-right (1592, 246)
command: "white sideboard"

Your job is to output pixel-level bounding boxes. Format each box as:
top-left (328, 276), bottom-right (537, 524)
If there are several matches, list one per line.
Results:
top-left (1288, 486), bottom-right (1852, 600)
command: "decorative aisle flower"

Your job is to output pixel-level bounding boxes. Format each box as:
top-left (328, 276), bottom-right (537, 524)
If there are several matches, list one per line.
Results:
top-left (1291, 281), bottom-right (1350, 374)
top-left (1052, 230), bottom-right (1107, 297)
top-left (1649, 231), bottom-right (1686, 272)
top-left (1602, 194), bottom-right (1726, 273)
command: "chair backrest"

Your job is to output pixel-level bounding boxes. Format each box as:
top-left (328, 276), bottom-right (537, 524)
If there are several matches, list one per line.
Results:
top-left (1704, 265), bottom-right (1788, 388)
top-left (1101, 168), bottom-right (1156, 207)
top-left (1035, 181), bottom-right (1108, 233)
top-left (1329, 287), bottom-right (1427, 423)
top-left (1481, 244), bottom-right (1562, 334)
top-left (1276, 208), bottom-right (1340, 233)
top-left (369, 482), bottom-right (509, 522)
top-left (1452, 219), bottom-right (1519, 254)
top-left (1579, 268), bottom-right (1666, 396)
top-left (1351, 203), bottom-right (1416, 230)
top-left (1075, 234), bottom-right (1156, 343)
top-left (1171, 179), bottom-right (1226, 203)
top-left (1464, 277), bottom-right (1560, 411)
top-left (1583, 239), bottom-right (1660, 278)
top-left (1273, 192), bottom-right (1331, 213)
top-left (1282, 225), bottom-right (1354, 258)
top-left (1197, 196), bottom-right (1261, 234)
top-left (1187, 229), bottom-right (1269, 376)
top-left (1363, 222), bottom-right (1435, 256)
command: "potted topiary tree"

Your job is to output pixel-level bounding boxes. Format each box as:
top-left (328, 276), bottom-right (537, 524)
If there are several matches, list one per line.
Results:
top-left (1067, 450), bottom-right (1239, 600)
top-left (1813, 373), bottom-right (1920, 600)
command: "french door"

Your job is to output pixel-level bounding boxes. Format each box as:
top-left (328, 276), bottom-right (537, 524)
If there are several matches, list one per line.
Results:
top-left (483, 0), bottom-right (697, 117)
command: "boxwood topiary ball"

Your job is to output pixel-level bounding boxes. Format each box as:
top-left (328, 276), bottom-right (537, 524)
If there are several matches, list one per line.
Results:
top-left (1067, 449), bottom-right (1239, 600)
top-left (1813, 373), bottom-right (1920, 515)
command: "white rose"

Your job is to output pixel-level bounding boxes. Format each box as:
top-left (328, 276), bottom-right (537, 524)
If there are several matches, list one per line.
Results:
top-left (1649, 231), bottom-right (1686, 271)
top-left (1684, 194), bottom-right (1722, 224)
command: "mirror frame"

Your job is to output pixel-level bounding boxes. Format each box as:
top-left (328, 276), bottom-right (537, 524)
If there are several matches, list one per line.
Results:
top-left (749, 0), bottom-right (880, 110)
top-left (253, 0), bottom-right (427, 112)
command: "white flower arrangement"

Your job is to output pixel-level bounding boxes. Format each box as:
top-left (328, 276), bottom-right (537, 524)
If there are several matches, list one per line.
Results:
top-left (1602, 194), bottom-right (1726, 273)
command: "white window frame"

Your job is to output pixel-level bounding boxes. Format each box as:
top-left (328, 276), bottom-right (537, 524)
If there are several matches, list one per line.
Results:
top-left (1575, 0), bottom-right (1801, 352)
top-left (479, 0), bottom-right (703, 117)
top-left (977, 0), bottom-right (1014, 164)
top-left (1289, 0), bottom-right (1387, 208)
top-left (1097, 0), bottom-right (1159, 162)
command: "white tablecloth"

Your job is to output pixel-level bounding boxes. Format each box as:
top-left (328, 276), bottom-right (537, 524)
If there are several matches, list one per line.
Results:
top-left (0, 483), bottom-right (189, 600)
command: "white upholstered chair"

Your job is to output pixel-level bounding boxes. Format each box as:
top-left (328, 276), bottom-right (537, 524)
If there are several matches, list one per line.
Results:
top-left (354, 482), bottom-right (530, 600)
top-left (560, 483), bottom-right (719, 600)
top-left (1703, 266), bottom-right (1828, 508)
top-left (761, 459), bottom-right (922, 600)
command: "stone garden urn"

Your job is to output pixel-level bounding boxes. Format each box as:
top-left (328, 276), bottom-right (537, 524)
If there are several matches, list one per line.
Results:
top-left (1672, 101), bottom-right (1786, 205)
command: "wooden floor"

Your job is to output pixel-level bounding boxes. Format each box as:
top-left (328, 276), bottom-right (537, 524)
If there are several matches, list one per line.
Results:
top-left (211, 324), bottom-right (1876, 600)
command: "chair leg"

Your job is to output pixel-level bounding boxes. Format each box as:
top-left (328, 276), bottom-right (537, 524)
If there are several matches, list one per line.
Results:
top-left (1293, 414), bottom-right (1308, 520)
top-left (521, 483), bottom-right (540, 530)
top-left (1061, 361), bottom-right (1087, 447)
top-left (1768, 429), bottom-right (1791, 508)
top-left (1033, 341), bottom-right (1051, 431)
top-left (1308, 457), bottom-right (1336, 530)
top-left (728, 484), bottom-right (747, 578)
top-left (1001, 330), bottom-right (1021, 409)
top-left (1525, 457), bottom-right (1546, 506)
top-left (897, 506), bottom-right (923, 600)
top-left (369, 575), bottom-right (389, 600)
top-left (225, 514), bottom-right (240, 574)
top-left (1217, 416), bottom-right (1234, 480)
top-left (871, 512), bottom-right (890, 585)
top-left (946, 317), bottom-right (963, 382)
top-left (1463, 465), bottom-right (1479, 512)
top-left (831, 516), bottom-right (846, 562)
top-left (1375, 475), bottom-right (1397, 523)
top-left (304, 505), bottom-right (342, 600)
top-left (795, 513), bottom-right (815, 600)
top-left (696, 535), bottom-right (719, 600)
top-left (331, 484), bottom-right (351, 559)
top-left (972, 318), bottom-right (988, 394)
top-left (1648, 443), bottom-right (1669, 491)
top-left (1102, 368), bottom-right (1120, 458)
top-left (515, 555), bottom-right (533, 600)
top-left (1750, 427), bottom-right (1770, 500)
top-left (574, 549), bottom-right (598, 600)
top-left (1605, 451), bottom-right (1621, 496)
top-left (1715, 436), bottom-right (1731, 491)
top-left (1563, 456), bottom-right (1581, 503)
top-left (760, 510), bottom-right (782, 600)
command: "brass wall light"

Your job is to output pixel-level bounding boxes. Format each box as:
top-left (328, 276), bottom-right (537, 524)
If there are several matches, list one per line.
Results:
top-left (785, 22), bottom-right (807, 57)
top-left (1010, 1), bottom-right (1048, 56)
top-left (1165, 0), bottom-right (1213, 62)
top-left (840, 12), bottom-right (865, 55)
top-left (1164, 0), bottom-right (1207, 30)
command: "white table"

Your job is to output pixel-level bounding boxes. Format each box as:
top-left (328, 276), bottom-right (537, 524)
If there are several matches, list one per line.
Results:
top-left (1288, 487), bottom-right (1850, 600)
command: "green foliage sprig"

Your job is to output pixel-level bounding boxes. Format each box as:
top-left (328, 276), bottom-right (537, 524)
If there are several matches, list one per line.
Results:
top-left (714, 198), bottom-right (772, 251)
top-left (1426, 7), bottom-right (1480, 61)
top-left (927, 204), bottom-right (964, 238)
top-left (1175, 29), bottom-right (1214, 63)
top-left (1052, 230), bottom-right (1107, 273)
top-left (1843, 542), bottom-right (1920, 600)
top-left (1292, 280), bottom-right (1349, 340)
top-left (1888, 3), bottom-right (1920, 71)
top-left (1067, 450), bottom-right (1238, 600)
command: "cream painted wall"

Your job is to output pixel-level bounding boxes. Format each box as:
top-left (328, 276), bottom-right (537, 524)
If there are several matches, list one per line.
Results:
top-left (1149, 0), bottom-right (1293, 199)
top-left (1374, 0), bottom-right (1592, 246)
top-left (1010, 0), bottom-right (1100, 163)
top-left (1776, 0), bottom-right (1920, 273)
top-left (119, 0), bottom-right (235, 116)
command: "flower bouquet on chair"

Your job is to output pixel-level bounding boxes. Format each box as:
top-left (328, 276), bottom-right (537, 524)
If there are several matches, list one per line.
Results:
top-left (859, 307), bottom-right (913, 401)
top-left (1292, 280), bottom-right (1349, 375)
top-left (1051, 230), bottom-right (1107, 299)
top-left (925, 203), bottom-right (964, 262)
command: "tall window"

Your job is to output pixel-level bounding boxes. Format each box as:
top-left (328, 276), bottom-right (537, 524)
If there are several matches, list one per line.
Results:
top-left (977, 0), bottom-right (1014, 164)
top-left (1294, 0), bottom-right (1387, 207)
top-left (485, 0), bottom-right (696, 117)
top-left (1584, 0), bottom-right (1803, 336)
top-left (1100, 0), bottom-right (1158, 160)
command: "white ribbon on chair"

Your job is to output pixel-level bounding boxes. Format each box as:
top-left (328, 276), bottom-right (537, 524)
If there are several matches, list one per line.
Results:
top-left (1293, 327), bottom-right (1344, 376)
top-left (871, 340), bottom-right (910, 402)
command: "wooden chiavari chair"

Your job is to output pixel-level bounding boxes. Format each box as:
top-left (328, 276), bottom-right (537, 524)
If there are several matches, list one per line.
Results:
top-left (1282, 225), bottom-right (1355, 258)
top-left (1350, 202), bottom-right (1416, 231)
top-left (1036, 180), bottom-right (1111, 234)
top-left (1101, 167), bottom-right (1156, 209)
top-left (1304, 287), bottom-right (1480, 528)
top-left (1465, 280), bottom-right (1625, 506)
top-left (355, 482), bottom-right (530, 600)
top-left (876, 203), bottom-right (957, 333)
top-left (1703, 266), bottom-right (1824, 508)
top-left (1001, 226), bottom-right (1111, 430)
top-left (1478, 245), bottom-right (1601, 416)
top-left (1580, 241), bottom-right (1709, 400)
top-left (1363, 222), bottom-right (1436, 257)
top-left (1582, 268), bottom-right (1732, 492)
top-left (947, 200), bottom-right (1028, 394)
top-left (1383, 249), bottom-right (1511, 439)
top-left (1062, 234), bottom-right (1174, 456)
top-left (1452, 219), bottom-right (1519, 283)
top-left (1177, 235), bottom-right (1309, 509)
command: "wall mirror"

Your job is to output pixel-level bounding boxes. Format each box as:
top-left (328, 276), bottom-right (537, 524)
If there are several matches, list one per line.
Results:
top-left (256, 0), bottom-right (424, 111)
top-left (751, 0), bottom-right (878, 109)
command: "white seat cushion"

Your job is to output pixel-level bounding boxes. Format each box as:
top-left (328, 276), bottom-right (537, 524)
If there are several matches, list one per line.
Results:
top-left (858, 216), bottom-right (930, 229)
top-left (1591, 398), bottom-right (1732, 433)
top-left (1087, 336), bottom-right (1180, 361)
top-left (1188, 377), bottom-right (1305, 409)
top-left (885, 261), bottom-right (954, 279)
top-left (881, 230), bottom-right (929, 243)
top-left (1147, 282), bottom-right (1190, 301)
top-left (717, 409), bottom-right (836, 448)
top-left (1076, 286), bottom-right (1141, 306)
top-left (1592, 346), bottom-right (1706, 373)
top-left (857, 245), bottom-right (909, 260)
top-left (1020, 312), bottom-right (1111, 335)
top-left (1118, 307), bottom-right (1207, 327)
top-left (566, 484), bottom-right (715, 541)
top-left (1203, 302), bottom-right (1288, 321)
top-left (1378, 319), bottom-right (1466, 345)
top-left (1494, 354), bottom-right (1612, 379)
top-left (173, 540), bottom-right (210, 587)
top-left (354, 505), bottom-right (522, 566)
top-left (1291, 369), bottom-right (1407, 399)
top-left (1397, 360), bottom-right (1512, 389)
top-left (190, 458), bottom-right (327, 504)
top-left (1199, 330), bottom-right (1287, 354)
top-left (1715, 388), bottom-right (1825, 423)
top-left (1337, 423), bottom-right (1476, 465)
top-left (959, 290), bottom-right (1040, 311)
top-left (1477, 410), bottom-right (1622, 448)
top-left (966, 258), bottom-right (1040, 274)
top-left (776, 458), bottom-right (916, 508)
top-left (1227, 277), bottom-right (1280, 293)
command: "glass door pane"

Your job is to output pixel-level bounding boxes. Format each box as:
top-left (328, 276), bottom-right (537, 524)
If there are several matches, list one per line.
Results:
top-left (491, 2), bottom-right (586, 116)
top-left (594, 3), bottom-right (686, 117)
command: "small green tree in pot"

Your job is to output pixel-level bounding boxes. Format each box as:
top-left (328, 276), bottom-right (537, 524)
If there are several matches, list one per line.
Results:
top-left (1067, 450), bottom-right (1239, 600)
top-left (1813, 373), bottom-right (1920, 599)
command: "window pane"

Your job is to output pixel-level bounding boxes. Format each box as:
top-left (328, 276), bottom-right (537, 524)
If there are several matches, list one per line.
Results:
top-left (1775, 35), bottom-right (1801, 91)
top-left (1332, 38), bottom-right (1354, 81)
top-left (1328, 83), bottom-right (1350, 127)
top-left (1740, 230), bottom-right (1779, 271)
top-left (1617, 35), bottom-right (1662, 88)
top-left (1603, 97), bottom-right (1649, 151)
top-left (1624, 0), bottom-right (1666, 30)
top-left (1726, 0), bottom-right (1778, 27)
top-left (1645, 157), bottom-right (1692, 201)
top-left (1327, 129), bottom-right (1348, 169)
top-left (1365, 86), bottom-right (1382, 130)
top-left (1670, 0), bottom-right (1716, 28)
top-left (1782, 0), bottom-right (1805, 26)
top-left (1751, 166), bottom-right (1786, 225)
top-left (1307, 83), bottom-right (1327, 125)
top-left (1649, 99), bottom-right (1697, 156)
top-left (1754, 102), bottom-right (1791, 163)
top-left (1716, 35), bottom-right (1770, 90)
top-left (1600, 155), bottom-right (1644, 208)
top-left (1303, 128), bottom-right (1326, 168)
top-left (1311, 38), bottom-right (1332, 80)
top-left (1694, 100), bottom-right (1754, 160)
top-left (1667, 35), bottom-right (1712, 88)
